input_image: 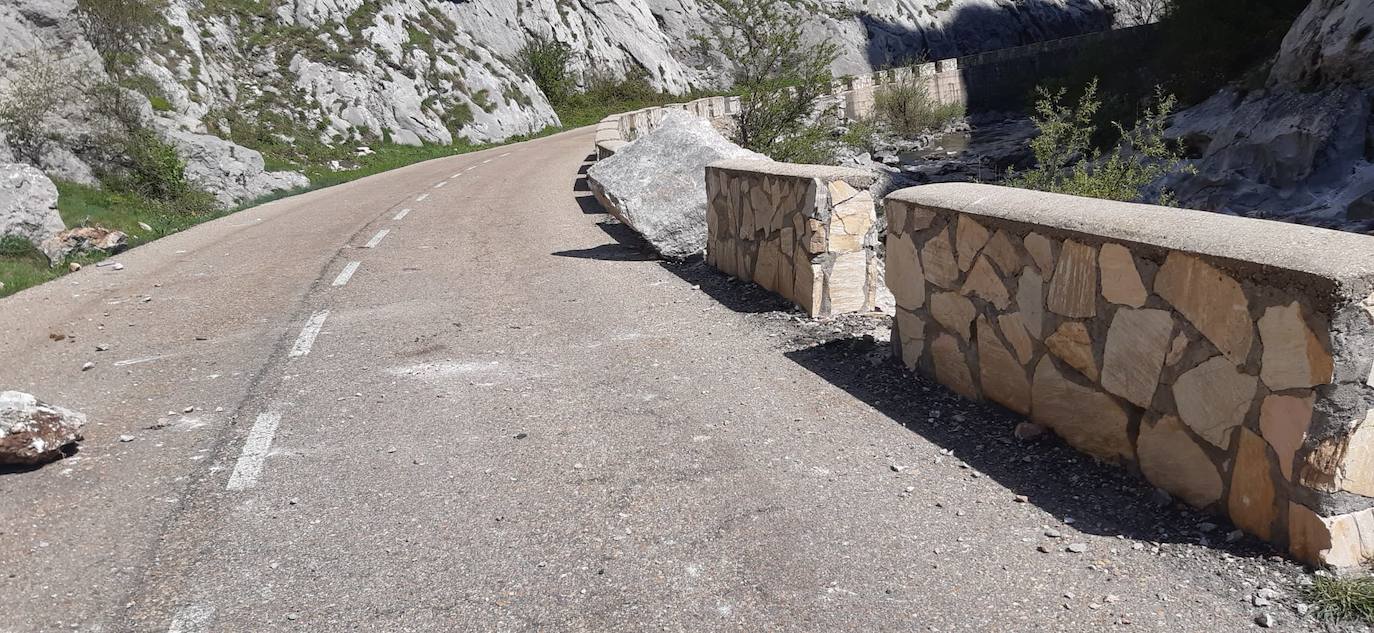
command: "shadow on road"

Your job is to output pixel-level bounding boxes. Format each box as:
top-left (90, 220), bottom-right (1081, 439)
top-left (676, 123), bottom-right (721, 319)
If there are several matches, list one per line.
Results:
top-left (784, 337), bottom-right (1277, 556)
top-left (0, 444), bottom-right (80, 476)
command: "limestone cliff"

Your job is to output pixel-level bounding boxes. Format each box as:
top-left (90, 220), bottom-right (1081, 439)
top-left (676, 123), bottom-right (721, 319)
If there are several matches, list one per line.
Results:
top-left (1169, 0), bottom-right (1374, 228)
top-left (0, 0), bottom-right (1124, 206)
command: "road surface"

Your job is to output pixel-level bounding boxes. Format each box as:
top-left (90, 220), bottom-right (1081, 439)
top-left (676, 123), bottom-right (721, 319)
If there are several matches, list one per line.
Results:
top-left (1, 127), bottom-right (1307, 631)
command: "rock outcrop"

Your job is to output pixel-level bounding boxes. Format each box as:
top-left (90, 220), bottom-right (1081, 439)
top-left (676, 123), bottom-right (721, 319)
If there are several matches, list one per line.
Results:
top-left (1168, 0), bottom-right (1374, 229)
top-left (0, 391), bottom-right (85, 466)
top-left (588, 111), bottom-right (768, 259)
top-left (0, 163), bottom-right (64, 249)
top-left (159, 123), bottom-right (311, 208)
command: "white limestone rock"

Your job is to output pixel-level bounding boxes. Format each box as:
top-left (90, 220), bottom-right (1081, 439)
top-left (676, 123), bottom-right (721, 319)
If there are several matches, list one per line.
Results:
top-left (157, 121), bottom-right (311, 208)
top-left (0, 162), bottom-right (64, 249)
top-left (0, 391), bottom-right (85, 466)
top-left (587, 110), bottom-right (769, 259)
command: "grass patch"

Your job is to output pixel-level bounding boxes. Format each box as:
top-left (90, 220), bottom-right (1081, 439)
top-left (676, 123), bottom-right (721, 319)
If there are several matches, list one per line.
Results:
top-left (0, 182), bottom-right (229, 297)
top-left (1304, 576), bottom-right (1374, 624)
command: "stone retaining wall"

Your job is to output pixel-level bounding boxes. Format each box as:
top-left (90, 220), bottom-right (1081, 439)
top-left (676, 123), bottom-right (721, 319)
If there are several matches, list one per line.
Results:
top-left (884, 182), bottom-right (1374, 568)
top-left (705, 160), bottom-right (879, 317)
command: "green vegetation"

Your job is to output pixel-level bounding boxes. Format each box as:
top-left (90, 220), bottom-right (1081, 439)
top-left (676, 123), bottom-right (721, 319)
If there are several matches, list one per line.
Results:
top-left (73, 0), bottom-right (168, 66)
top-left (0, 181), bottom-right (226, 297)
top-left (872, 72), bottom-right (965, 137)
top-left (697, 0), bottom-right (839, 161)
top-left (120, 74), bottom-right (173, 111)
top-left (1007, 79), bottom-right (1191, 204)
top-left (1304, 576), bottom-right (1374, 625)
top-left (515, 34), bottom-right (722, 130)
top-left (520, 36), bottom-right (575, 107)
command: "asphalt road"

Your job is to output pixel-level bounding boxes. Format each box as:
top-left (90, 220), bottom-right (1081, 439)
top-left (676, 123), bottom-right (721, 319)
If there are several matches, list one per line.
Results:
top-left (0, 127), bottom-right (1313, 632)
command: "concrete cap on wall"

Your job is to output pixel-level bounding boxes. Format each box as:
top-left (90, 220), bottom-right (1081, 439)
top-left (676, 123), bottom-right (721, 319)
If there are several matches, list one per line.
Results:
top-left (708, 159), bottom-right (877, 189)
top-left (889, 183), bottom-right (1374, 296)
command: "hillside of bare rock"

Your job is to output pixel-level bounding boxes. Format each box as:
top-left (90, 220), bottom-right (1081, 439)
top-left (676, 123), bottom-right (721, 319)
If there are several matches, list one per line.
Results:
top-left (0, 0), bottom-right (1129, 211)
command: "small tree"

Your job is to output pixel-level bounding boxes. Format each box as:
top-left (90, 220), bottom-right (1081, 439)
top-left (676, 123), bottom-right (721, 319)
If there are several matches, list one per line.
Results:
top-left (1009, 79), bottom-right (1191, 204)
top-left (0, 50), bottom-right (92, 163)
top-left (519, 35), bottom-right (574, 107)
top-left (1114, 0), bottom-right (1172, 25)
top-left (697, 0), bottom-right (839, 160)
top-left (1011, 79), bottom-right (1101, 194)
top-left (872, 71), bottom-right (965, 137)
top-left (74, 0), bottom-right (168, 66)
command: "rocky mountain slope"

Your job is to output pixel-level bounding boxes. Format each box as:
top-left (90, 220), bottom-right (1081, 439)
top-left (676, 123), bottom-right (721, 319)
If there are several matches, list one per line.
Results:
top-left (0, 0), bottom-right (1125, 208)
top-left (1168, 0), bottom-right (1374, 228)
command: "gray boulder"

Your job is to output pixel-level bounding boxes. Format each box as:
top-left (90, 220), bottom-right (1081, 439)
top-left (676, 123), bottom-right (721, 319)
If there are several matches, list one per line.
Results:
top-left (587, 110), bottom-right (769, 259)
top-left (1166, 0), bottom-right (1374, 228)
top-left (0, 162), bottom-right (64, 249)
top-left (0, 391), bottom-right (85, 466)
top-left (157, 121), bottom-right (311, 208)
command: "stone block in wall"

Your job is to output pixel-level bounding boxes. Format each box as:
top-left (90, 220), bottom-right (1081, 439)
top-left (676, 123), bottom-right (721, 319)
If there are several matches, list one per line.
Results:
top-left (978, 317), bottom-right (1031, 414)
top-left (1101, 308), bottom-right (1175, 408)
top-left (883, 182), bottom-right (1374, 569)
top-left (705, 160), bottom-right (877, 317)
top-left (1154, 252), bottom-right (1254, 365)
top-left (1138, 414), bottom-right (1224, 509)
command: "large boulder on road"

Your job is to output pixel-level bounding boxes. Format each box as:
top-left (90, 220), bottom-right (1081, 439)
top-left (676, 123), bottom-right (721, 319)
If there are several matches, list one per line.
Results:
top-left (0, 391), bottom-right (85, 466)
top-left (587, 110), bottom-right (769, 259)
top-left (0, 163), bottom-right (65, 251)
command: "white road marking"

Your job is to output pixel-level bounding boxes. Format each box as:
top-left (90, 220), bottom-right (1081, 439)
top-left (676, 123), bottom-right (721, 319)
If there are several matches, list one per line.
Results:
top-left (114, 355), bottom-right (165, 367)
top-left (449, 173), bottom-right (461, 179)
top-left (225, 412), bottom-right (282, 491)
top-left (465, 166), bottom-right (475, 171)
top-left (482, 158), bottom-right (492, 164)
top-left (393, 208), bottom-right (411, 221)
top-left (433, 181), bottom-right (447, 189)
top-left (416, 193), bottom-right (429, 202)
top-left (168, 605), bottom-right (214, 633)
top-left (332, 261), bottom-right (361, 287)
top-left (288, 310), bottom-right (330, 357)
top-left (364, 229), bottom-right (390, 248)
top-left (499, 152), bottom-right (512, 157)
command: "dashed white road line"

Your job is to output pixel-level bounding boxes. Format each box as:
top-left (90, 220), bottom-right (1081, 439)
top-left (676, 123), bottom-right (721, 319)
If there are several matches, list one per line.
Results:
top-left (434, 181), bottom-right (447, 189)
top-left (416, 193), bottom-right (430, 202)
top-left (167, 605), bottom-right (214, 633)
top-left (364, 229), bottom-right (390, 248)
top-left (288, 310), bottom-right (330, 358)
top-left (393, 208), bottom-right (411, 221)
top-left (225, 412), bottom-right (283, 491)
top-left (332, 261), bottom-right (361, 287)
top-left (482, 158), bottom-right (492, 164)
top-left (499, 151), bottom-right (512, 157)
top-left (449, 173), bottom-right (461, 179)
